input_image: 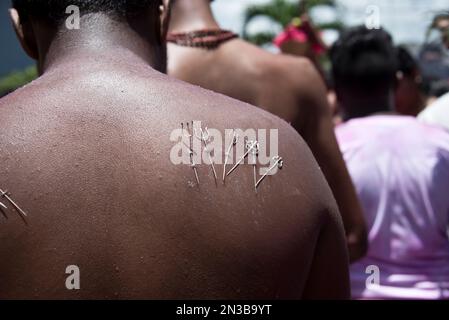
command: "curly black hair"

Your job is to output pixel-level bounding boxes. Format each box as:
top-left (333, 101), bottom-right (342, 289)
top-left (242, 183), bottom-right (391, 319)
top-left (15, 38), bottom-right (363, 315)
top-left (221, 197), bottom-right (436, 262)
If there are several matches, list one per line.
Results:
top-left (330, 26), bottom-right (398, 93)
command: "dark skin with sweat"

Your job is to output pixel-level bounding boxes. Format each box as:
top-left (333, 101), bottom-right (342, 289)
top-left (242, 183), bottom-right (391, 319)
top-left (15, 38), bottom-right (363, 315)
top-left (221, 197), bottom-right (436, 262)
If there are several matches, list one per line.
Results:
top-left (168, 0), bottom-right (368, 263)
top-left (0, 1), bottom-right (349, 299)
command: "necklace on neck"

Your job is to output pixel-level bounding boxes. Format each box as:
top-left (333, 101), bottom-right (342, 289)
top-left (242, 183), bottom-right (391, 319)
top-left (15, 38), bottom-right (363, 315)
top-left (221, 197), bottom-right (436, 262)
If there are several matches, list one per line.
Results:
top-left (167, 29), bottom-right (238, 50)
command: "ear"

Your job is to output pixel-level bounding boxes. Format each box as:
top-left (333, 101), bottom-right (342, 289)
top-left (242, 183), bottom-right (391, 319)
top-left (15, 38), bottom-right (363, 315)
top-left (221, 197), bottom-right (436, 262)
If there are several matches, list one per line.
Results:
top-left (9, 8), bottom-right (39, 60)
top-left (393, 72), bottom-right (400, 90)
top-left (159, 0), bottom-right (171, 41)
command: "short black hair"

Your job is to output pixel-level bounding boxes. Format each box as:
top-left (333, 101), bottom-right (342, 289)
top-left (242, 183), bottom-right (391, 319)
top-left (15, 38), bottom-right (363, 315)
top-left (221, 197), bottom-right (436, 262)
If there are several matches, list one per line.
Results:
top-left (396, 46), bottom-right (419, 78)
top-left (12, 0), bottom-right (160, 24)
top-left (330, 26), bottom-right (397, 94)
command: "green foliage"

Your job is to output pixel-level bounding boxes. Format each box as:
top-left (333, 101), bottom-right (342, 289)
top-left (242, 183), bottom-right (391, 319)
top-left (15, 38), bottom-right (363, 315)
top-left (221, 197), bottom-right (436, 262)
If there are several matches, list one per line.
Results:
top-left (243, 0), bottom-right (343, 46)
top-left (246, 32), bottom-right (278, 46)
top-left (0, 66), bottom-right (37, 97)
top-left (243, 0), bottom-right (299, 34)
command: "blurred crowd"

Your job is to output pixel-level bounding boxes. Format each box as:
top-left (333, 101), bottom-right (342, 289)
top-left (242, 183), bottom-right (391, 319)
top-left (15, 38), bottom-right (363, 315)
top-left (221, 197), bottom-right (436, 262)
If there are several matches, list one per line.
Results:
top-left (278, 9), bottom-right (449, 299)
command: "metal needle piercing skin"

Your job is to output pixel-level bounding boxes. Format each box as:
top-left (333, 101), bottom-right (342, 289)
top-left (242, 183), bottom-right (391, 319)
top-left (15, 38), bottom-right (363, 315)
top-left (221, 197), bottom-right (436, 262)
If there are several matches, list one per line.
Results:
top-left (0, 201), bottom-right (8, 219)
top-left (0, 189), bottom-right (28, 225)
top-left (226, 140), bottom-right (259, 178)
top-left (223, 130), bottom-right (238, 183)
top-left (195, 127), bottom-right (218, 184)
top-left (255, 156), bottom-right (284, 190)
top-left (182, 122), bottom-right (200, 186)
top-left (254, 165), bottom-right (257, 192)
top-left (248, 141), bottom-right (260, 192)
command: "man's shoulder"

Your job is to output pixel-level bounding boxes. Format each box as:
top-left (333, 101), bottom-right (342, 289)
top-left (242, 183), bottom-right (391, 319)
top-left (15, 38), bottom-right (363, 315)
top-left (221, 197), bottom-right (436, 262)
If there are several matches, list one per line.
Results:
top-left (167, 77), bottom-right (319, 175)
top-left (273, 55), bottom-right (323, 95)
top-left (252, 52), bottom-right (324, 101)
top-left (0, 85), bottom-right (33, 114)
top-left (166, 74), bottom-right (300, 128)
top-left (271, 54), bottom-right (315, 74)
top-left (230, 40), bottom-right (312, 75)
top-left (244, 45), bottom-right (314, 79)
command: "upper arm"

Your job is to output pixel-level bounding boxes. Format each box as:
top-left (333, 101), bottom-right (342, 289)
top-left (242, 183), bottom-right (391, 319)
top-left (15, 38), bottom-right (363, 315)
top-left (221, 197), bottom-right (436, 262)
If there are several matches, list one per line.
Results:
top-left (302, 206), bottom-right (351, 300)
top-left (289, 59), bottom-right (368, 262)
top-left (272, 119), bottom-right (349, 299)
top-left (288, 59), bottom-right (347, 179)
top-left (291, 59), bottom-right (338, 159)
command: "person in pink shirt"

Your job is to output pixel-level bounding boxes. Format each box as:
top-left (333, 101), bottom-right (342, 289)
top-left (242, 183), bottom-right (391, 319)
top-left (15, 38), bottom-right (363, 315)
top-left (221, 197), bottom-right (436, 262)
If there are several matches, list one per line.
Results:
top-left (331, 26), bottom-right (449, 299)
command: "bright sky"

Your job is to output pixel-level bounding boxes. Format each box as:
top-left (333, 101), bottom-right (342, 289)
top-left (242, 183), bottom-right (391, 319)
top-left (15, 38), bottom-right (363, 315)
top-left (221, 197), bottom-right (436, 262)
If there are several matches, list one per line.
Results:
top-left (212, 0), bottom-right (449, 45)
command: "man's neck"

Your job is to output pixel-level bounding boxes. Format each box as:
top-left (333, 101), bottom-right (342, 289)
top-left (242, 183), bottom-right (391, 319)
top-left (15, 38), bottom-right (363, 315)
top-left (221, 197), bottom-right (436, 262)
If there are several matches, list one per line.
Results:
top-left (38, 14), bottom-right (165, 74)
top-left (341, 95), bottom-right (395, 121)
top-left (170, 0), bottom-right (220, 33)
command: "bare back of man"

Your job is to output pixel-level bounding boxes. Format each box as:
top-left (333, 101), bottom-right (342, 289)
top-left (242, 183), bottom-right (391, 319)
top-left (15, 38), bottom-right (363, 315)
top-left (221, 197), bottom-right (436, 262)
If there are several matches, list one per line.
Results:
top-left (0, 0), bottom-right (349, 299)
top-left (168, 0), bottom-right (368, 262)
top-left (169, 39), bottom-right (311, 121)
top-left (0, 49), bottom-right (349, 299)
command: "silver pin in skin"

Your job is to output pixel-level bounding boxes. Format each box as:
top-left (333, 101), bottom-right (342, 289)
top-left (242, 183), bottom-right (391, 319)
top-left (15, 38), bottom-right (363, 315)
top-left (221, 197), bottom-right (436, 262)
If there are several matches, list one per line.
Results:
top-left (247, 141), bottom-right (260, 192)
top-left (195, 126), bottom-right (218, 184)
top-left (0, 189), bottom-right (28, 225)
top-left (255, 156), bottom-right (284, 190)
top-left (182, 122), bottom-right (200, 186)
top-left (223, 130), bottom-right (238, 183)
top-left (0, 201), bottom-right (7, 219)
top-left (226, 140), bottom-right (259, 178)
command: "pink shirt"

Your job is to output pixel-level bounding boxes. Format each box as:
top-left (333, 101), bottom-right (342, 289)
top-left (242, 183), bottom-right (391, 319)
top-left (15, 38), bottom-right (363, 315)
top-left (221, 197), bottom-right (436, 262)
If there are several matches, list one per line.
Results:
top-left (336, 116), bottom-right (449, 300)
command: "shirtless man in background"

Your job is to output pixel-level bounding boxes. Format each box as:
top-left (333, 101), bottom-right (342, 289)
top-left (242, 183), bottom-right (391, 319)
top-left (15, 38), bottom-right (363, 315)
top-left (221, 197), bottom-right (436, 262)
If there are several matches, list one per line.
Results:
top-left (0, 0), bottom-right (349, 299)
top-left (168, 0), bottom-right (367, 262)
